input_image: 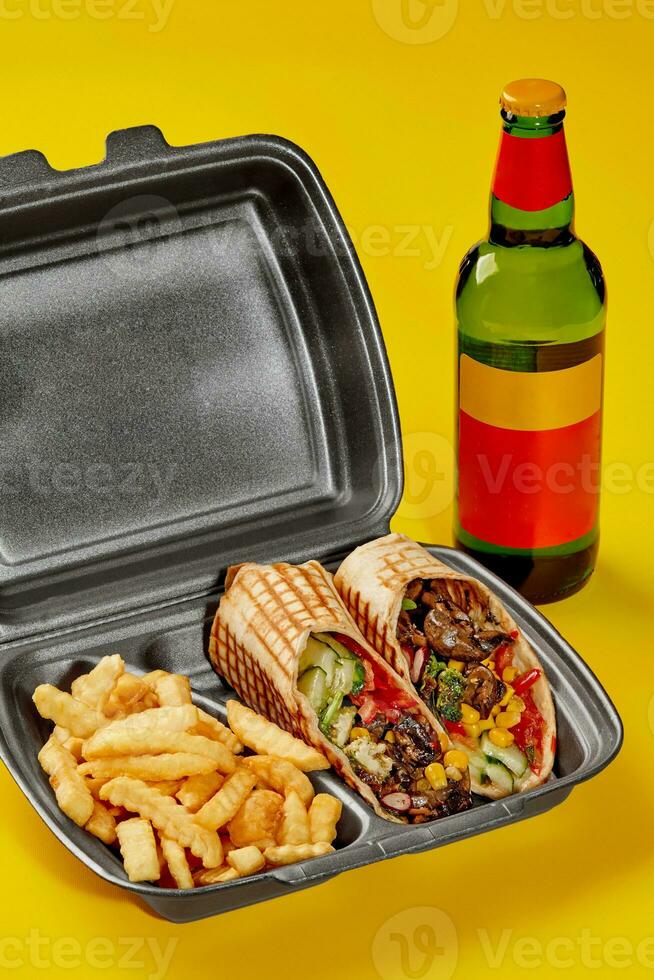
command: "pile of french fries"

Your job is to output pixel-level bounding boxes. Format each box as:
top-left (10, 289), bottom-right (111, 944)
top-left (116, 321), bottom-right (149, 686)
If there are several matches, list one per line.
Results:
top-left (33, 656), bottom-right (341, 889)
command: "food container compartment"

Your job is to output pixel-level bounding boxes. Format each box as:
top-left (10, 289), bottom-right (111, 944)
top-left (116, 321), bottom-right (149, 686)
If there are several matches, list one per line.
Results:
top-left (0, 547), bottom-right (622, 923)
top-left (0, 127), bottom-right (622, 922)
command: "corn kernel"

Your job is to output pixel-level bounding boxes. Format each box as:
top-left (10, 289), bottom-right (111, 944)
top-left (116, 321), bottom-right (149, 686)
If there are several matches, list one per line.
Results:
top-left (438, 732), bottom-right (449, 754)
top-left (460, 703), bottom-right (481, 725)
top-left (416, 778), bottom-right (431, 792)
top-left (444, 750), bottom-right (469, 771)
top-left (350, 728), bottom-right (370, 741)
top-left (425, 762), bottom-right (448, 789)
top-left (448, 659), bottom-right (465, 672)
top-left (499, 685), bottom-right (515, 708)
top-left (445, 766), bottom-right (463, 782)
top-left (478, 717), bottom-right (496, 732)
top-left (508, 696), bottom-right (526, 714)
top-left (384, 731), bottom-right (396, 743)
top-left (463, 723), bottom-right (480, 738)
top-left (489, 727), bottom-right (515, 748)
top-left (491, 704), bottom-right (501, 716)
top-left (496, 711), bottom-right (521, 729)
top-left (502, 666), bottom-right (519, 683)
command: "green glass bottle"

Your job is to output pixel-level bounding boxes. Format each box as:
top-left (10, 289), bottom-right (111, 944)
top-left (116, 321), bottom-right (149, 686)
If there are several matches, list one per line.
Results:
top-left (454, 79), bottom-right (606, 604)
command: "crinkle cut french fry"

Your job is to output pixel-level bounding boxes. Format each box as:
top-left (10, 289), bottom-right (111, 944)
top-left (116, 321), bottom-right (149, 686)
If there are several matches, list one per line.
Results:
top-left (105, 704), bottom-right (198, 734)
top-left (33, 686), bottom-right (103, 739)
top-left (278, 790), bottom-right (310, 846)
top-left (85, 800), bottom-right (117, 845)
top-left (227, 790), bottom-right (283, 850)
top-left (241, 755), bottom-right (314, 807)
top-left (100, 777), bottom-right (223, 868)
top-left (175, 771), bottom-right (224, 812)
top-left (145, 780), bottom-right (184, 796)
top-left (81, 707), bottom-right (199, 759)
top-left (227, 846), bottom-right (265, 876)
top-left (38, 737), bottom-right (94, 827)
top-left (263, 842), bottom-right (334, 866)
top-left (227, 701), bottom-right (329, 772)
top-left (71, 654), bottom-right (124, 712)
top-left (195, 767), bottom-right (257, 832)
top-left (193, 866), bottom-right (239, 886)
top-left (160, 836), bottom-right (194, 890)
top-left (153, 674), bottom-right (192, 707)
top-left (78, 753), bottom-right (218, 781)
top-left (104, 673), bottom-right (151, 718)
top-left (53, 726), bottom-right (84, 761)
top-left (193, 708), bottom-right (243, 754)
top-left (116, 818), bottom-right (160, 882)
top-left (308, 794), bottom-right (342, 845)
top-left (83, 729), bottom-right (235, 772)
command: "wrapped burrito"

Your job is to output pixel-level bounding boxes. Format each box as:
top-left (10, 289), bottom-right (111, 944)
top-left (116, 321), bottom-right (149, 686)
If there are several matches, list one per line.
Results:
top-left (334, 534), bottom-right (556, 800)
top-left (209, 560), bottom-right (473, 823)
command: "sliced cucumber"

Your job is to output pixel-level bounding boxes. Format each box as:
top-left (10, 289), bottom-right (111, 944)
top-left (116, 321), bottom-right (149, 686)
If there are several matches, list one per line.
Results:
top-left (313, 632), bottom-right (357, 661)
top-left (300, 637), bottom-right (337, 688)
top-left (485, 761), bottom-right (514, 795)
top-left (333, 656), bottom-right (356, 695)
top-left (297, 667), bottom-right (328, 712)
top-left (459, 743), bottom-right (488, 773)
top-left (481, 732), bottom-right (528, 777)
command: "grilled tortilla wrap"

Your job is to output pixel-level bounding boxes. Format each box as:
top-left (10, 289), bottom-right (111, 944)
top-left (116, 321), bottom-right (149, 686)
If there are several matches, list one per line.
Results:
top-left (334, 534), bottom-right (556, 800)
top-left (209, 559), bottom-right (472, 823)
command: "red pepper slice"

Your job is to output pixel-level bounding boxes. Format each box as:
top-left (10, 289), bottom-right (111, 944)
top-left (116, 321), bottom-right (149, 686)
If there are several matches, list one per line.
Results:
top-left (444, 721), bottom-right (466, 736)
top-left (512, 690), bottom-right (545, 774)
top-left (494, 645), bottom-right (513, 675)
top-left (512, 668), bottom-right (542, 696)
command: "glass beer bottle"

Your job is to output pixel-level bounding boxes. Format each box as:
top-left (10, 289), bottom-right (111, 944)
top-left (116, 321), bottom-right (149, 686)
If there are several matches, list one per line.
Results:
top-left (454, 79), bottom-right (606, 603)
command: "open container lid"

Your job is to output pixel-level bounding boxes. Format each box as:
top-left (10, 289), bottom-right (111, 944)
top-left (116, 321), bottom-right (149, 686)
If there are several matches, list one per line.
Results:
top-left (0, 126), bottom-right (403, 641)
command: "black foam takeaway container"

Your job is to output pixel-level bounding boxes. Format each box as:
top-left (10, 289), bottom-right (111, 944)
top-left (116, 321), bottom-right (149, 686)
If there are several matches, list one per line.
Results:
top-left (0, 127), bottom-right (622, 922)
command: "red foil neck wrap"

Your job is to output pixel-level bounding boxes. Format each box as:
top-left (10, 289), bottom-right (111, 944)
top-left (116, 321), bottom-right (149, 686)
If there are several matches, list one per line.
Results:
top-left (492, 128), bottom-right (572, 212)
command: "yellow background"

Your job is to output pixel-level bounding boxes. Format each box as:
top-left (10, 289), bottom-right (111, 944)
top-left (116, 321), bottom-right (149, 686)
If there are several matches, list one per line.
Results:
top-left (0, 1), bottom-right (652, 978)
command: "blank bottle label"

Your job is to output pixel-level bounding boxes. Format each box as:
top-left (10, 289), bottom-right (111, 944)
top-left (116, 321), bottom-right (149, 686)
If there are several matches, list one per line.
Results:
top-left (457, 353), bottom-right (603, 549)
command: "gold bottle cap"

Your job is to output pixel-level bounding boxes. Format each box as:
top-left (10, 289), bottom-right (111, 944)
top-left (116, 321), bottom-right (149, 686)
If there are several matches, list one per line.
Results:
top-left (500, 79), bottom-right (567, 118)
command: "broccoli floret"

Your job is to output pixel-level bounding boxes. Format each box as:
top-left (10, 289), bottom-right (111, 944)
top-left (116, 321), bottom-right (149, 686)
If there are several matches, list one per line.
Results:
top-left (436, 668), bottom-right (466, 723)
top-left (422, 654), bottom-right (447, 682)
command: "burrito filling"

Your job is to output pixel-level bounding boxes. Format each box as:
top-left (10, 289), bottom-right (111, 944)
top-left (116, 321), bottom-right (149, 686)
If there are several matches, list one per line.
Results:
top-left (297, 632), bottom-right (471, 822)
top-left (396, 579), bottom-right (549, 795)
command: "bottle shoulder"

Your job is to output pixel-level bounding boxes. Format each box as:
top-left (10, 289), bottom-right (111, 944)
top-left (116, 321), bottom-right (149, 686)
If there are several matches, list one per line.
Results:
top-left (456, 236), bottom-right (606, 345)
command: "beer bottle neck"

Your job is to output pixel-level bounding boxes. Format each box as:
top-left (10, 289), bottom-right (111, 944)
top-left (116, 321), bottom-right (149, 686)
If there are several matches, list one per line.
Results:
top-left (490, 111), bottom-right (575, 247)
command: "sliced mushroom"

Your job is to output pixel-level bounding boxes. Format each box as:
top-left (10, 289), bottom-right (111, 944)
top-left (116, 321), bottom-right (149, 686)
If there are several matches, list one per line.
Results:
top-left (474, 626), bottom-right (514, 655)
top-left (423, 605), bottom-right (486, 662)
top-left (463, 663), bottom-right (506, 719)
